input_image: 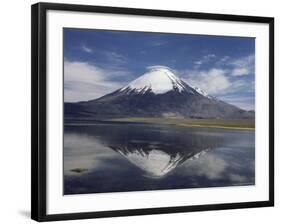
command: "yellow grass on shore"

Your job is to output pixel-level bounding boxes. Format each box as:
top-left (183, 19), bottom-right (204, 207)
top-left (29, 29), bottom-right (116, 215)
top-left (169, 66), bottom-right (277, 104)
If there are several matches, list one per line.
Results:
top-left (109, 117), bottom-right (255, 131)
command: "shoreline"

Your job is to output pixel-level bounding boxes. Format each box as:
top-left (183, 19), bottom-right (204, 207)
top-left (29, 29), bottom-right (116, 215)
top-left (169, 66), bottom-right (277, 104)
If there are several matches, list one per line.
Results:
top-left (108, 117), bottom-right (255, 131)
top-left (176, 124), bottom-right (254, 131)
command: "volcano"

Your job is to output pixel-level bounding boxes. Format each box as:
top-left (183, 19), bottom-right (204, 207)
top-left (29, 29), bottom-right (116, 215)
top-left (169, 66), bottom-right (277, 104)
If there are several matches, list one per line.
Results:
top-left (65, 66), bottom-right (254, 119)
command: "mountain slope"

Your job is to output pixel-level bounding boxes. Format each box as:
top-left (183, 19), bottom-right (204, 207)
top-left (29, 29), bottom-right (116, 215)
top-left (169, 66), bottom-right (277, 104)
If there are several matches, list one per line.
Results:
top-left (65, 66), bottom-right (254, 119)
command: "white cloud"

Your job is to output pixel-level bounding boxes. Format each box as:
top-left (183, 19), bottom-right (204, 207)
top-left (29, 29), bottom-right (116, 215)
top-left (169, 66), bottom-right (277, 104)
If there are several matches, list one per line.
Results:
top-left (231, 68), bottom-right (249, 76)
top-left (180, 53), bottom-right (255, 110)
top-left (65, 61), bottom-right (101, 84)
top-left (185, 68), bottom-right (231, 94)
top-left (215, 54), bottom-right (254, 76)
top-left (231, 54), bottom-right (254, 67)
top-left (220, 55), bottom-right (230, 62)
top-left (65, 82), bottom-right (117, 102)
top-left (194, 61), bottom-right (202, 66)
top-left (81, 45), bottom-right (93, 53)
top-left (64, 60), bottom-right (129, 102)
top-left (230, 54), bottom-right (254, 76)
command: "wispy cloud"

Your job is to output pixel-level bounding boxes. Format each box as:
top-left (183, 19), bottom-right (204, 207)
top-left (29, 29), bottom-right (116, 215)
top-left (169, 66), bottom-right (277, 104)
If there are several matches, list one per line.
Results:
top-left (229, 54), bottom-right (255, 76)
top-left (81, 44), bottom-right (128, 65)
top-left (150, 39), bottom-right (168, 46)
top-left (216, 54), bottom-right (254, 76)
top-left (215, 55), bottom-right (230, 66)
top-left (193, 54), bottom-right (216, 68)
top-left (64, 60), bottom-right (130, 102)
top-left (101, 51), bottom-right (127, 64)
top-left (81, 45), bottom-right (93, 53)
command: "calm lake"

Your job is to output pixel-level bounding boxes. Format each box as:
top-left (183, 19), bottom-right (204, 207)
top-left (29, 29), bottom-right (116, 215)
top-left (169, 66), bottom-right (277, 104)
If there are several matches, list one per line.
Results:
top-left (64, 122), bottom-right (255, 195)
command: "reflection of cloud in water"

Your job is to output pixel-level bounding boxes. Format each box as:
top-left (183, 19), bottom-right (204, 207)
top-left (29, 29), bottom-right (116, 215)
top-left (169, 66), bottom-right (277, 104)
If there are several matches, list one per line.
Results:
top-left (176, 146), bottom-right (255, 185)
top-left (64, 133), bottom-right (121, 175)
top-left (65, 123), bottom-right (224, 177)
top-left (180, 153), bottom-right (227, 180)
top-left (229, 174), bottom-right (247, 183)
top-left (64, 123), bottom-right (255, 194)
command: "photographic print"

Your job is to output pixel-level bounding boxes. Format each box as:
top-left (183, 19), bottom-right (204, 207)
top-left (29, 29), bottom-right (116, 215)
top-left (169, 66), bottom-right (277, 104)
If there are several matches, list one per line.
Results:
top-left (63, 28), bottom-right (255, 195)
top-left (32, 3), bottom-right (274, 221)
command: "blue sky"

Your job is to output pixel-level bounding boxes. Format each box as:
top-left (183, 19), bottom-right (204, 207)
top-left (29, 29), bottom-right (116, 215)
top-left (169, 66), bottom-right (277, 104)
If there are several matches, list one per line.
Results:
top-left (64, 28), bottom-right (255, 110)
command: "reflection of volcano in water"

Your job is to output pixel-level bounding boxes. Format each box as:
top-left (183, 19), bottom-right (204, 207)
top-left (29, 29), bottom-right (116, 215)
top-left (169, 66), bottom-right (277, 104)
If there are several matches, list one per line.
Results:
top-left (103, 126), bottom-right (223, 178)
top-left (64, 122), bottom-right (255, 194)
top-left (65, 123), bottom-right (224, 178)
top-left (111, 145), bottom-right (210, 178)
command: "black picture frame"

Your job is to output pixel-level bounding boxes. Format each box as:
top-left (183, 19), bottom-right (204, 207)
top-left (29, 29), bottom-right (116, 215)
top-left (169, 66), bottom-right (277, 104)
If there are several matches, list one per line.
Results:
top-left (31, 2), bottom-right (274, 222)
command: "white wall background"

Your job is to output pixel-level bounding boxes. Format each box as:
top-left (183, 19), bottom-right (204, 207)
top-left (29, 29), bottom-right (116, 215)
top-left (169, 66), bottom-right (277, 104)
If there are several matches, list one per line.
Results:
top-left (0, 0), bottom-right (279, 223)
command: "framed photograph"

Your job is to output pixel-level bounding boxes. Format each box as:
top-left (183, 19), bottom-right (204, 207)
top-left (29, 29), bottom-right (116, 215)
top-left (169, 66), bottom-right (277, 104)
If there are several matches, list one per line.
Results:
top-left (31, 2), bottom-right (274, 222)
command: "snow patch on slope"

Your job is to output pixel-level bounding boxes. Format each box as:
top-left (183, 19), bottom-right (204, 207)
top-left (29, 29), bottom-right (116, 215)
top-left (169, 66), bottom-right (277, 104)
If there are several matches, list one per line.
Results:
top-left (191, 85), bottom-right (214, 99)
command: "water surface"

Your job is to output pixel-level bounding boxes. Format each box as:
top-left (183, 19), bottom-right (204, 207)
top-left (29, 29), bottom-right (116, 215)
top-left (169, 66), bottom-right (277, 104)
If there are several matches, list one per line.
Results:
top-left (64, 122), bottom-right (255, 194)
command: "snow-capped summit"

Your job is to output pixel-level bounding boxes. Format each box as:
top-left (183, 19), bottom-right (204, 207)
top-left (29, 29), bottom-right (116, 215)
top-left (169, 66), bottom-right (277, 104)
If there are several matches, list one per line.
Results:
top-left (120, 65), bottom-right (190, 94)
top-left (65, 65), bottom-right (254, 119)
